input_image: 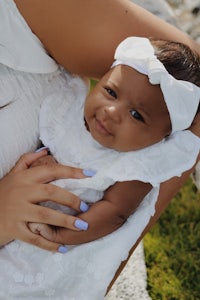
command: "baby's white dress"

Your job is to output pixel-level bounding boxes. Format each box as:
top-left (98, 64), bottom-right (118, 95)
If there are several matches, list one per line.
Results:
top-left (1, 70), bottom-right (199, 300)
top-left (0, 1), bottom-right (200, 299)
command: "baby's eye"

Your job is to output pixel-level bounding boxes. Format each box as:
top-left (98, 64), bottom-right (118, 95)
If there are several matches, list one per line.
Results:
top-left (105, 87), bottom-right (117, 99)
top-left (130, 110), bottom-right (144, 122)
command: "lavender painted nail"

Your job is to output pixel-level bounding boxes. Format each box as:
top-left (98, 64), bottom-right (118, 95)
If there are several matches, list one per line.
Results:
top-left (83, 169), bottom-right (97, 177)
top-left (80, 201), bottom-right (89, 212)
top-left (35, 146), bottom-right (49, 153)
top-left (75, 219), bottom-right (89, 231)
top-left (58, 245), bottom-right (68, 254)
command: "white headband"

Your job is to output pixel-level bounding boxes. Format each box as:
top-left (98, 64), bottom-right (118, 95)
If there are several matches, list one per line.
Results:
top-left (111, 37), bottom-right (200, 134)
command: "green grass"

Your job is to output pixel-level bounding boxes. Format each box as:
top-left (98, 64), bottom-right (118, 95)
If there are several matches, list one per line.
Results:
top-left (144, 179), bottom-right (200, 300)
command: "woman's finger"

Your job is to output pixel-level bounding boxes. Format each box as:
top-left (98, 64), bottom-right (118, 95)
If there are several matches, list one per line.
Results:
top-left (23, 163), bottom-right (88, 183)
top-left (27, 205), bottom-right (88, 231)
top-left (30, 183), bottom-right (87, 211)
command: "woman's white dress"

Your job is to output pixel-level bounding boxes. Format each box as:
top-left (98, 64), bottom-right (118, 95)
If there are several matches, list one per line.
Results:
top-left (0, 1), bottom-right (199, 299)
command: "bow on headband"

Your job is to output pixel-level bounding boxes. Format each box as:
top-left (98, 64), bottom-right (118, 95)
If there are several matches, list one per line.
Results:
top-left (111, 37), bottom-right (200, 134)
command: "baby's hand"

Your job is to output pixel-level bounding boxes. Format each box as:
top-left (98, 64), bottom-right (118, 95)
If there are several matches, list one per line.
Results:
top-left (28, 223), bottom-right (57, 242)
top-left (30, 154), bottom-right (57, 168)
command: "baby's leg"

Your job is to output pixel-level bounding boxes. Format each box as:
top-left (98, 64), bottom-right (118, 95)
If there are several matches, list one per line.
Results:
top-left (28, 223), bottom-right (56, 242)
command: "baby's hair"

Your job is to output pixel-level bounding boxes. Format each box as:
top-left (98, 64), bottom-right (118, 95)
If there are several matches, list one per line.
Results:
top-left (150, 38), bottom-right (200, 112)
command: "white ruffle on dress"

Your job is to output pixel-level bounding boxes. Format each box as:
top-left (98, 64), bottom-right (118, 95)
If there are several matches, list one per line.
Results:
top-left (0, 1), bottom-right (200, 299)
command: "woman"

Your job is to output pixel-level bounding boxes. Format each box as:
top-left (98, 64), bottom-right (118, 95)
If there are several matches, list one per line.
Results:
top-left (0, 0), bottom-right (200, 296)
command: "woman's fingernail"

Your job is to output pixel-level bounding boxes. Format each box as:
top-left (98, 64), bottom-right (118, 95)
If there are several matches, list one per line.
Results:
top-left (58, 245), bottom-right (68, 253)
top-left (80, 201), bottom-right (89, 212)
top-left (35, 146), bottom-right (49, 153)
top-left (83, 169), bottom-right (97, 177)
top-left (75, 219), bottom-right (88, 231)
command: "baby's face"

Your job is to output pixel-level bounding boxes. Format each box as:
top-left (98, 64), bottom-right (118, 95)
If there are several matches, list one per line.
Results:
top-left (84, 65), bottom-right (171, 152)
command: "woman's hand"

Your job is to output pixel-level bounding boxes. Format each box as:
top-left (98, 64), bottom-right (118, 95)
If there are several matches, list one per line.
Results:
top-left (0, 150), bottom-right (89, 252)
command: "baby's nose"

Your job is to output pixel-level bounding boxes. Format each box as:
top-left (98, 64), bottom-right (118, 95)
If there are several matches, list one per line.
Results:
top-left (104, 105), bottom-right (121, 123)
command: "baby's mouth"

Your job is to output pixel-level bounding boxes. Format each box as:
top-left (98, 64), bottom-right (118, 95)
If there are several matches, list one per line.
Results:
top-left (95, 118), bottom-right (112, 136)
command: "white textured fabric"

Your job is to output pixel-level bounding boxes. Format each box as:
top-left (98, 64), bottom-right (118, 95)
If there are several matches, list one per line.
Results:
top-left (0, 64), bottom-right (68, 179)
top-left (0, 0), bottom-right (58, 73)
top-left (0, 73), bottom-right (199, 299)
top-left (112, 37), bottom-right (200, 134)
top-left (0, 0), bottom-right (61, 178)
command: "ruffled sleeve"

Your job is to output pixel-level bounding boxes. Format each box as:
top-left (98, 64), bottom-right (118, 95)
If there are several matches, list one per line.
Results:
top-left (101, 130), bottom-right (200, 187)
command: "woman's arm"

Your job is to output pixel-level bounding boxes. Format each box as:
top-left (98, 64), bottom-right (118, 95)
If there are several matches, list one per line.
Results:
top-left (14, 0), bottom-right (200, 78)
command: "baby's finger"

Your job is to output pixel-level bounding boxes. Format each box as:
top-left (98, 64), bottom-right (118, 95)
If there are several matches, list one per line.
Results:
top-left (22, 227), bottom-right (68, 253)
top-left (28, 222), bottom-right (57, 241)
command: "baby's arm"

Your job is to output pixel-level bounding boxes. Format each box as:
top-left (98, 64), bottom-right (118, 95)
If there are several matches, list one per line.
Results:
top-left (29, 115), bottom-right (200, 256)
top-left (30, 177), bottom-right (152, 244)
top-left (61, 180), bottom-right (152, 244)
top-left (28, 153), bottom-right (152, 243)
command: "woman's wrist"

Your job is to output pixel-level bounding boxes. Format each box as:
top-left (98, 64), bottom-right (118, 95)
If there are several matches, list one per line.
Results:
top-left (190, 113), bottom-right (200, 137)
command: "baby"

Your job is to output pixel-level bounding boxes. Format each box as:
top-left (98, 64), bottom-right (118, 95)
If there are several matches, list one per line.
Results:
top-left (30, 37), bottom-right (200, 245)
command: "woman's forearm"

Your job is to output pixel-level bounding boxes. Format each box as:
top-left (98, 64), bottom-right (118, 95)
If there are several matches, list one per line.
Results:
top-left (14, 0), bottom-right (200, 78)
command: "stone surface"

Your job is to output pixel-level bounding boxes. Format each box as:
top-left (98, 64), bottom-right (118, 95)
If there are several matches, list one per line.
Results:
top-left (106, 242), bottom-right (151, 300)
